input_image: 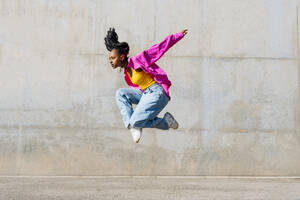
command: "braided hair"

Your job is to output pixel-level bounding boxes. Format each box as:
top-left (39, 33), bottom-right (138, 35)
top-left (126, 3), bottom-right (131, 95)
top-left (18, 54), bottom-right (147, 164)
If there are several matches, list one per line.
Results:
top-left (104, 27), bottom-right (130, 57)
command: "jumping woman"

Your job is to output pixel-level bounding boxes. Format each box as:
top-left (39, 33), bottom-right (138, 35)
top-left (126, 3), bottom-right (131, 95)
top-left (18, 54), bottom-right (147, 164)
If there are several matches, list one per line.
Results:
top-left (104, 27), bottom-right (188, 143)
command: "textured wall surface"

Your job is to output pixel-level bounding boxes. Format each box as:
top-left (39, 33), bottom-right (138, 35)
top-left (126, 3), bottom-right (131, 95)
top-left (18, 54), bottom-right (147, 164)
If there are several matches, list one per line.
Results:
top-left (0, 0), bottom-right (300, 176)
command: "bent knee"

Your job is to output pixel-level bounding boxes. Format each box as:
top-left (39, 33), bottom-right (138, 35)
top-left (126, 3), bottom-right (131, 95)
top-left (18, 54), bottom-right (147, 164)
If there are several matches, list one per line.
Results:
top-left (115, 88), bottom-right (122, 97)
top-left (115, 88), bottom-right (127, 100)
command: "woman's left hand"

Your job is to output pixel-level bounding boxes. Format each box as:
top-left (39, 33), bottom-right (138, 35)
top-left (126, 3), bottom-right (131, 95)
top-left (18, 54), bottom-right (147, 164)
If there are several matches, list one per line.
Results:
top-left (181, 29), bottom-right (188, 36)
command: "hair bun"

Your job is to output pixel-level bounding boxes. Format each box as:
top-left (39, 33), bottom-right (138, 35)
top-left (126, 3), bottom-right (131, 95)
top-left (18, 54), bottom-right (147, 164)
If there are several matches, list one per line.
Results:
top-left (116, 42), bottom-right (129, 55)
top-left (104, 27), bottom-right (130, 55)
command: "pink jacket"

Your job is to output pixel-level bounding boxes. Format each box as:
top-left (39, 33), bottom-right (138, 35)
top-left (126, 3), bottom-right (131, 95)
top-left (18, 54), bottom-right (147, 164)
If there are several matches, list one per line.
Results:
top-left (124, 32), bottom-right (185, 101)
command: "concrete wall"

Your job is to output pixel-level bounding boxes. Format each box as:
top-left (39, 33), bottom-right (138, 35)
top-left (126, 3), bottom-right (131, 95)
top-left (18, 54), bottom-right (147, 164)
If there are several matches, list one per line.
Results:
top-left (0, 0), bottom-right (300, 176)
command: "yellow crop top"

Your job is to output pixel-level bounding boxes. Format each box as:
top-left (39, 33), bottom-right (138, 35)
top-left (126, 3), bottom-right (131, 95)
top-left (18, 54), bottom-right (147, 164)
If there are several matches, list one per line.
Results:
top-left (126, 68), bottom-right (156, 90)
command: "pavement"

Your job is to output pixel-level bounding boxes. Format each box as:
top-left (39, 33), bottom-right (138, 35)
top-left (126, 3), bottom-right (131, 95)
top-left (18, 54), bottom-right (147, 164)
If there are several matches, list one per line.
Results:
top-left (0, 176), bottom-right (300, 200)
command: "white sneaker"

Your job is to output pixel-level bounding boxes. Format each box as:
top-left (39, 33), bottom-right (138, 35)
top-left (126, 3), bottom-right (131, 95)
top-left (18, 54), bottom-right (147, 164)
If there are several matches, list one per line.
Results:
top-left (163, 112), bottom-right (179, 129)
top-left (129, 127), bottom-right (142, 143)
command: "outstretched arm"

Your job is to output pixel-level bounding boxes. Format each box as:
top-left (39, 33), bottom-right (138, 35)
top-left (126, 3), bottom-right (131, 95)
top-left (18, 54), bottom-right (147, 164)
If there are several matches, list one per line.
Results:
top-left (132, 29), bottom-right (188, 68)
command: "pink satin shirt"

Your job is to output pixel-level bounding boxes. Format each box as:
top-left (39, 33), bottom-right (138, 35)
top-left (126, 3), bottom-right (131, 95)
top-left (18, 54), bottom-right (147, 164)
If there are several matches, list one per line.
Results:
top-left (124, 32), bottom-right (185, 101)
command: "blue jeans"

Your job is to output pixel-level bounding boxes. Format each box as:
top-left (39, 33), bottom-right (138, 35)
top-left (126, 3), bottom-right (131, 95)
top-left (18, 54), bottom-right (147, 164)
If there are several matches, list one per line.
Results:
top-left (116, 83), bottom-right (170, 130)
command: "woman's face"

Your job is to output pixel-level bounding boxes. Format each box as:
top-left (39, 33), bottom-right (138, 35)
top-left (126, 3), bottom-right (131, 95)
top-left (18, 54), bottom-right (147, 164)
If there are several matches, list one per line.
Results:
top-left (109, 49), bottom-right (125, 69)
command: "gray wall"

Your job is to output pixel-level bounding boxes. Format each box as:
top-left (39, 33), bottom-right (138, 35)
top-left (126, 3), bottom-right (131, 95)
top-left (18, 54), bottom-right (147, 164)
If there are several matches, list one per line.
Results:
top-left (0, 0), bottom-right (300, 176)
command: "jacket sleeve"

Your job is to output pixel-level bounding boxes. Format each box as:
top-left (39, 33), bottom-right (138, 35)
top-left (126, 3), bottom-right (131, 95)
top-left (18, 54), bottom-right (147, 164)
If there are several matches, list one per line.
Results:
top-left (132, 32), bottom-right (184, 68)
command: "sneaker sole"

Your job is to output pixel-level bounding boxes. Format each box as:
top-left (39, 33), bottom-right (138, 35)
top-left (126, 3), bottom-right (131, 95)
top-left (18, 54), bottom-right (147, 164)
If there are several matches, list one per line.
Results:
top-left (166, 112), bottom-right (179, 129)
